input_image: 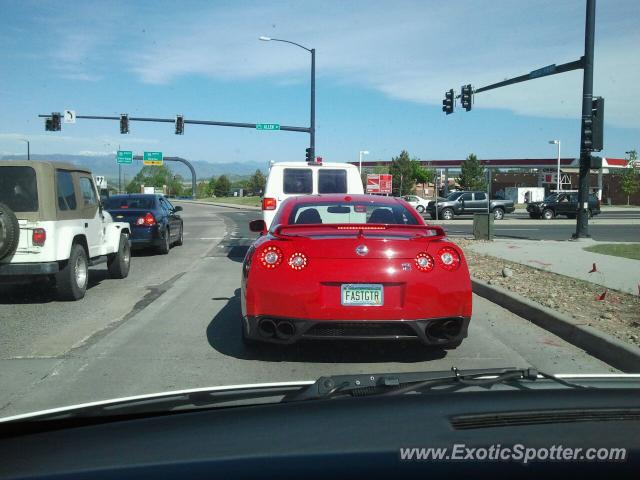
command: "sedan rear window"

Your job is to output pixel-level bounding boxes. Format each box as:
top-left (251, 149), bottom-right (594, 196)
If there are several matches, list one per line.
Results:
top-left (105, 196), bottom-right (156, 209)
top-left (289, 202), bottom-right (418, 225)
top-left (0, 166), bottom-right (38, 212)
top-left (318, 169), bottom-right (347, 194)
top-left (283, 169), bottom-right (312, 194)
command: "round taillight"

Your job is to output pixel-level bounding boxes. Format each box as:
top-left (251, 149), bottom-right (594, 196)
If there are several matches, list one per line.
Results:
top-left (288, 252), bottom-right (308, 270)
top-left (260, 245), bottom-right (283, 268)
top-left (415, 252), bottom-right (434, 272)
top-left (437, 247), bottom-right (461, 271)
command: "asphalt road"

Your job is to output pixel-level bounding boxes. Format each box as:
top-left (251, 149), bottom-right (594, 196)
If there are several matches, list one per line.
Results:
top-left (0, 202), bottom-right (616, 418)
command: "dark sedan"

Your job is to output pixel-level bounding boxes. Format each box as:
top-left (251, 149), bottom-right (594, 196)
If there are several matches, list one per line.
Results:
top-left (104, 194), bottom-right (184, 254)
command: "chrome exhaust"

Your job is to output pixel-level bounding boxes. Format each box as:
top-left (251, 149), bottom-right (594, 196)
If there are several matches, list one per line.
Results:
top-left (258, 318), bottom-right (277, 337)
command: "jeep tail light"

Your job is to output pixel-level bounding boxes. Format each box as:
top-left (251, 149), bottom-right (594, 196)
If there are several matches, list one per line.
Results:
top-left (437, 247), bottom-right (461, 271)
top-left (260, 245), bottom-right (283, 269)
top-left (262, 197), bottom-right (277, 211)
top-left (136, 212), bottom-right (157, 226)
top-left (288, 252), bottom-right (308, 271)
top-left (32, 228), bottom-right (46, 247)
top-left (414, 252), bottom-right (434, 272)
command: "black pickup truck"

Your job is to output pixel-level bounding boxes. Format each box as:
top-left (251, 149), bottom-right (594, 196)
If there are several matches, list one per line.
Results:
top-left (426, 191), bottom-right (515, 220)
top-left (526, 192), bottom-right (601, 219)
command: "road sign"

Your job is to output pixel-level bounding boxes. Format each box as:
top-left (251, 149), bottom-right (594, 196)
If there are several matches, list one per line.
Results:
top-left (63, 109), bottom-right (76, 124)
top-left (256, 123), bottom-right (280, 131)
top-left (143, 151), bottom-right (163, 166)
top-left (116, 150), bottom-right (133, 164)
top-left (366, 174), bottom-right (392, 194)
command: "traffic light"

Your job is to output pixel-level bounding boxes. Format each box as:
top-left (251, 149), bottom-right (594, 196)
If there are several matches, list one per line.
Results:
top-left (175, 115), bottom-right (184, 135)
top-left (45, 112), bottom-right (61, 131)
top-left (591, 97), bottom-right (604, 152)
top-left (305, 147), bottom-right (313, 162)
top-left (461, 84), bottom-right (472, 111)
top-left (120, 114), bottom-right (129, 134)
top-left (442, 89), bottom-right (454, 115)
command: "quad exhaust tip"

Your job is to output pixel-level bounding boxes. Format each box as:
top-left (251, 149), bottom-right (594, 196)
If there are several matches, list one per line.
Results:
top-left (258, 318), bottom-right (277, 337)
top-left (257, 318), bottom-right (296, 339)
top-left (425, 319), bottom-right (462, 341)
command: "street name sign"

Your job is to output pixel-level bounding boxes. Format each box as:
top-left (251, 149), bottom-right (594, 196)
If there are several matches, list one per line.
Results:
top-left (256, 123), bottom-right (280, 131)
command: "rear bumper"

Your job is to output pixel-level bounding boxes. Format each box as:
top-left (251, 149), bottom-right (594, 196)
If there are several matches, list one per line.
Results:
top-left (243, 316), bottom-right (470, 347)
top-left (0, 261), bottom-right (59, 276)
top-left (129, 226), bottom-right (163, 247)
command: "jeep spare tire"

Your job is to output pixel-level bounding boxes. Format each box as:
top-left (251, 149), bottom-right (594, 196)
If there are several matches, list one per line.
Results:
top-left (0, 203), bottom-right (20, 261)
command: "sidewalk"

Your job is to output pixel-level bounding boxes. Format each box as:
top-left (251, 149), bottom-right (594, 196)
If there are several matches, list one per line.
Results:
top-left (467, 238), bottom-right (640, 295)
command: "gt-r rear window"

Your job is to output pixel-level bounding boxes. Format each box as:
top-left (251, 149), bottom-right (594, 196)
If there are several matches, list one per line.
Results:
top-left (0, 166), bottom-right (38, 212)
top-left (283, 169), bottom-right (312, 194)
top-left (289, 203), bottom-right (419, 225)
top-left (318, 169), bottom-right (347, 194)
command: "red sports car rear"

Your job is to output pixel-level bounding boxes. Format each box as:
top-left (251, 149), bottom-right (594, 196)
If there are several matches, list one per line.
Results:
top-left (241, 194), bottom-right (472, 348)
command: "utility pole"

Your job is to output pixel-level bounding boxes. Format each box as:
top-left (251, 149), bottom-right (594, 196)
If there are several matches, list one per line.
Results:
top-left (575, 0), bottom-right (596, 238)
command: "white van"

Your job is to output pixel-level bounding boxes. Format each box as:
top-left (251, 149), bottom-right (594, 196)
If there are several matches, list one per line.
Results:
top-left (262, 161), bottom-right (364, 228)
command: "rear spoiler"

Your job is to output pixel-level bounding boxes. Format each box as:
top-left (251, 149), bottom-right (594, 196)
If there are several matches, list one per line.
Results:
top-left (272, 224), bottom-right (446, 240)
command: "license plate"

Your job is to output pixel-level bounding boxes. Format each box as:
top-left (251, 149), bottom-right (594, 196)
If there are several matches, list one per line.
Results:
top-left (341, 284), bottom-right (383, 306)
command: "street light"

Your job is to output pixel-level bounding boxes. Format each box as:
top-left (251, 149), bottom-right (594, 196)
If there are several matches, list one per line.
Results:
top-left (548, 140), bottom-right (561, 193)
top-left (359, 150), bottom-right (369, 174)
top-left (260, 35), bottom-right (315, 161)
top-left (20, 139), bottom-right (30, 160)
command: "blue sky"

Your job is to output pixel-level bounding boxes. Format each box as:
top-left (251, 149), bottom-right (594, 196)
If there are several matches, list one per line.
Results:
top-left (0, 0), bottom-right (638, 166)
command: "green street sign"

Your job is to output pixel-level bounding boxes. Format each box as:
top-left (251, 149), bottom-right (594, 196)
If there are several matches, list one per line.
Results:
top-left (116, 150), bottom-right (133, 164)
top-left (256, 123), bottom-right (280, 131)
top-left (143, 151), bottom-right (163, 166)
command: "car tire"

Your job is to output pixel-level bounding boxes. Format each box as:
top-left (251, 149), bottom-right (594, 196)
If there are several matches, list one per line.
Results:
top-left (56, 243), bottom-right (89, 301)
top-left (441, 208), bottom-right (454, 220)
top-left (0, 203), bottom-right (20, 261)
top-left (492, 208), bottom-right (505, 220)
top-left (158, 227), bottom-right (170, 255)
top-left (175, 224), bottom-right (184, 246)
top-left (528, 213), bottom-right (540, 219)
top-left (107, 233), bottom-right (131, 279)
top-left (416, 205), bottom-right (425, 213)
top-left (542, 209), bottom-right (555, 220)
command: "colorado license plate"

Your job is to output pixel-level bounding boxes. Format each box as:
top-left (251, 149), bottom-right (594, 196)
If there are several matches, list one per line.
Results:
top-left (341, 284), bottom-right (384, 306)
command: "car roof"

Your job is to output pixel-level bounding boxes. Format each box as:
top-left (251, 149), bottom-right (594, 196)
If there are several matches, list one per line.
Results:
top-left (269, 162), bottom-right (357, 169)
top-left (0, 159), bottom-right (91, 174)
top-left (286, 194), bottom-right (404, 205)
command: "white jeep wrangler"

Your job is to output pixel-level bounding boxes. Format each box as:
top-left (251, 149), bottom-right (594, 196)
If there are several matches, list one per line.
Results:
top-left (0, 161), bottom-right (131, 300)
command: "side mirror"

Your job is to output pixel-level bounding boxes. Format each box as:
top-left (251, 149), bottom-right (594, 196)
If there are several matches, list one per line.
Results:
top-left (174, 205), bottom-right (183, 212)
top-left (249, 219), bottom-right (267, 234)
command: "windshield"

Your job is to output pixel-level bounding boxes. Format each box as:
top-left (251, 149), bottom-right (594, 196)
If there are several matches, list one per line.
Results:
top-left (0, 0), bottom-right (638, 425)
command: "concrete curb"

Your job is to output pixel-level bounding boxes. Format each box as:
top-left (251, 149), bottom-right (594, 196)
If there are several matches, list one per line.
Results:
top-left (471, 277), bottom-right (640, 372)
top-left (176, 199), bottom-right (261, 211)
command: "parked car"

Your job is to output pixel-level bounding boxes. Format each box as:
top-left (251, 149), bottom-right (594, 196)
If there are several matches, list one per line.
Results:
top-left (402, 194), bottom-right (431, 213)
top-left (0, 161), bottom-right (131, 300)
top-left (104, 194), bottom-right (184, 254)
top-left (426, 191), bottom-right (515, 220)
top-left (526, 192), bottom-right (601, 220)
top-left (241, 194), bottom-right (472, 349)
top-left (261, 161), bottom-right (364, 229)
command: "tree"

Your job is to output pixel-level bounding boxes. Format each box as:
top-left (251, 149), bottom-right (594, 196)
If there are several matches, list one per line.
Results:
top-left (125, 165), bottom-right (182, 195)
top-left (214, 175), bottom-right (231, 197)
top-left (457, 153), bottom-right (486, 191)
top-left (411, 161), bottom-right (434, 186)
top-left (196, 181), bottom-right (210, 198)
top-left (208, 177), bottom-right (217, 197)
top-left (248, 169), bottom-right (266, 196)
top-left (389, 150), bottom-right (415, 196)
top-left (620, 159), bottom-right (639, 206)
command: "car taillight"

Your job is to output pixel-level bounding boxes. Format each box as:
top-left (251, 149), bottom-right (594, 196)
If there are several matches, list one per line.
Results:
top-left (414, 252), bottom-right (434, 272)
top-left (32, 228), bottom-right (46, 247)
top-left (136, 213), bottom-right (157, 226)
top-left (288, 252), bottom-right (308, 270)
top-left (437, 247), bottom-right (461, 271)
top-left (262, 197), bottom-right (277, 211)
top-left (260, 245), bottom-right (283, 269)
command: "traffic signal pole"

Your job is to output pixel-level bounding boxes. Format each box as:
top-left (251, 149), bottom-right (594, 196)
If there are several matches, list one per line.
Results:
top-left (310, 48), bottom-right (316, 161)
top-left (575, 0), bottom-right (596, 238)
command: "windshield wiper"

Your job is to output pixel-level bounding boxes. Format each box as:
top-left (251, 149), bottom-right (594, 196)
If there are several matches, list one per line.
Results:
top-left (282, 367), bottom-right (591, 402)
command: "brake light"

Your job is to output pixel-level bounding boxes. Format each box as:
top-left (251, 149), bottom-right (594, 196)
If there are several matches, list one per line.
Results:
top-left (437, 246), bottom-right (461, 271)
top-left (135, 212), bottom-right (157, 226)
top-left (32, 228), bottom-right (46, 247)
top-left (415, 252), bottom-right (434, 272)
top-left (262, 197), bottom-right (277, 211)
top-left (288, 252), bottom-right (308, 271)
top-left (260, 245), bottom-right (283, 269)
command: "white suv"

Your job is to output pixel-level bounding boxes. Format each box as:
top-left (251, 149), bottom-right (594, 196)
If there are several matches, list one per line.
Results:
top-left (0, 161), bottom-right (131, 300)
top-left (261, 161), bottom-right (364, 229)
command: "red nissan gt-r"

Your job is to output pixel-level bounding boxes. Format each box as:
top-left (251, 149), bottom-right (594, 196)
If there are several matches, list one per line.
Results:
top-left (241, 194), bottom-right (472, 348)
